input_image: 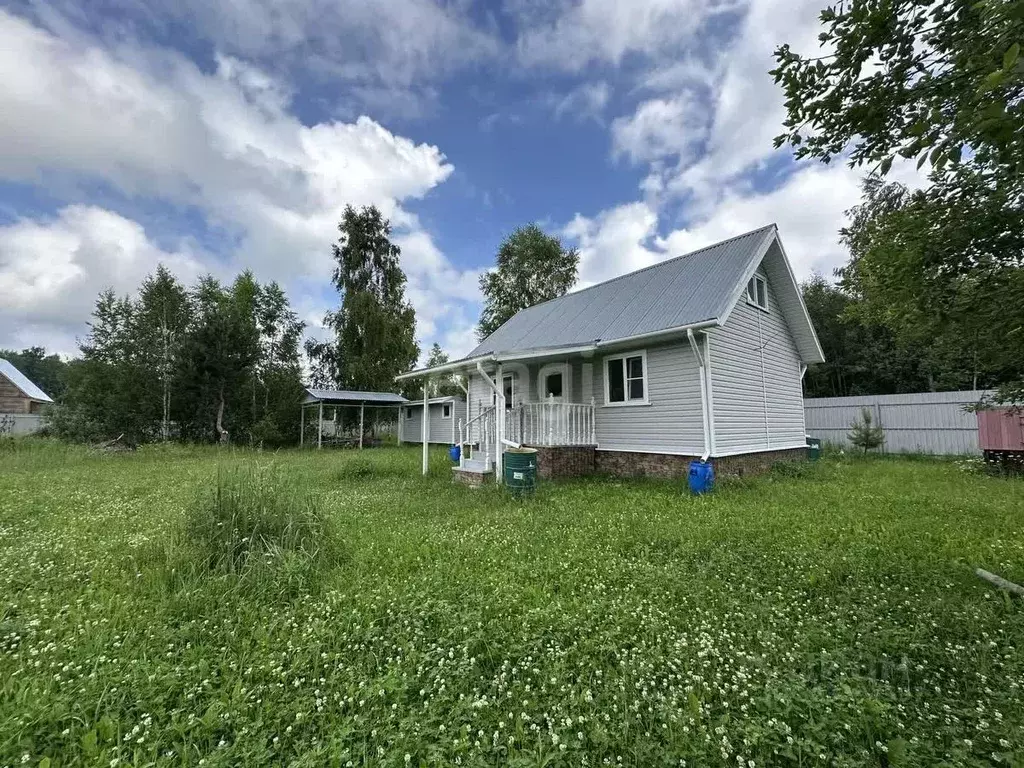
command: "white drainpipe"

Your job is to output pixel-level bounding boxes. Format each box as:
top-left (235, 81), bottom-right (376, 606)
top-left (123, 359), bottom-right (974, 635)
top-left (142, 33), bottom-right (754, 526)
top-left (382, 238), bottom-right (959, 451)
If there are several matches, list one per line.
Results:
top-left (687, 329), bottom-right (712, 462)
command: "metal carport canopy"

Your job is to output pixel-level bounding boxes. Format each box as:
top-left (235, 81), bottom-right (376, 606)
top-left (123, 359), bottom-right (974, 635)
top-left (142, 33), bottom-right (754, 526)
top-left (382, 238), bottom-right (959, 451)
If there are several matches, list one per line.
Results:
top-left (301, 389), bottom-right (408, 449)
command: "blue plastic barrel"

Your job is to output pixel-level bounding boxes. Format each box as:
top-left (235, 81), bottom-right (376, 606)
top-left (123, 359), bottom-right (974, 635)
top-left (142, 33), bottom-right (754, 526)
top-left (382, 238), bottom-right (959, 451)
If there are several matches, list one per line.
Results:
top-left (687, 460), bottom-right (714, 495)
top-left (449, 445), bottom-right (461, 463)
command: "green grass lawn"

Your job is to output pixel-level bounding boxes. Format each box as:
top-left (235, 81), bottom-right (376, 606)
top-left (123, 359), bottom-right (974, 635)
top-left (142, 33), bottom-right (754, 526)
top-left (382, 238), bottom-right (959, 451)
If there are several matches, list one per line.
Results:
top-left (1, 442), bottom-right (1022, 767)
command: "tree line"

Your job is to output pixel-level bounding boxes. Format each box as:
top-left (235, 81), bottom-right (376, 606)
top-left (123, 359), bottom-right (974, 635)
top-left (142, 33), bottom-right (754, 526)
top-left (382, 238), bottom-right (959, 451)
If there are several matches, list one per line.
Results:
top-left (8, 0), bottom-right (1023, 445)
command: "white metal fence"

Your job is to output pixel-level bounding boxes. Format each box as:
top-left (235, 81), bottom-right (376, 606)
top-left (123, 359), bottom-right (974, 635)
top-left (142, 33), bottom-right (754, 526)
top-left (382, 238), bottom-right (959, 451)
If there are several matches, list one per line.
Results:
top-left (804, 390), bottom-right (990, 455)
top-left (0, 414), bottom-right (45, 436)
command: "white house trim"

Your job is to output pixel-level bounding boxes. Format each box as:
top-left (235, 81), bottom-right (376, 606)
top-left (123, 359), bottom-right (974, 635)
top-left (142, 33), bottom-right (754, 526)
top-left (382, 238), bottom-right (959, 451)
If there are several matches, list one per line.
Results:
top-left (537, 362), bottom-right (571, 403)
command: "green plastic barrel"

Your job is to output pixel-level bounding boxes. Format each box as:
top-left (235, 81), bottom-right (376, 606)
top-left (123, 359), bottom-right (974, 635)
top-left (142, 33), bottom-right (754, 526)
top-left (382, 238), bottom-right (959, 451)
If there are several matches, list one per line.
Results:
top-left (503, 448), bottom-right (538, 495)
top-left (806, 436), bottom-right (822, 461)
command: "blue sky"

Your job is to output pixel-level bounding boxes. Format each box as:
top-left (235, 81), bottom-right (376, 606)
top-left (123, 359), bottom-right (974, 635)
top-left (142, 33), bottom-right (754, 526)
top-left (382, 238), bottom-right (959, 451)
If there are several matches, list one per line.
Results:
top-left (0, 0), bottom-right (890, 361)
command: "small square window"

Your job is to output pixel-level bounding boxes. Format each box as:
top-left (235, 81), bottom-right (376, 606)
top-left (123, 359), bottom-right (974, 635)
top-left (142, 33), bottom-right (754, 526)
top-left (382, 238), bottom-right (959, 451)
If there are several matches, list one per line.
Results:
top-left (746, 274), bottom-right (768, 311)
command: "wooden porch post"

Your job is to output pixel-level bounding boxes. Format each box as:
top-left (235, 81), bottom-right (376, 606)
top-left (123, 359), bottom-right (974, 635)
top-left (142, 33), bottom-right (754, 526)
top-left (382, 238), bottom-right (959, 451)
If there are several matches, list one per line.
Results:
top-left (317, 401), bottom-right (323, 450)
top-left (359, 403), bottom-right (365, 450)
top-left (300, 403), bottom-right (305, 447)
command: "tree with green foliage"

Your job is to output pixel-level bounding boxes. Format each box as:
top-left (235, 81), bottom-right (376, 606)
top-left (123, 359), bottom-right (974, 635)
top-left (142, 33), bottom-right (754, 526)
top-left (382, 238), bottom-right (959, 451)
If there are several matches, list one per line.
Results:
top-left (773, 0), bottom-right (1024, 403)
top-left (801, 271), bottom-right (997, 398)
top-left (177, 274), bottom-right (262, 444)
top-left (477, 224), bottom-right (579, 340)
top-left (50, 266), bottom-right (305, 446)
top-left (801, 276), bottom-right (928, 397)
top-left (848, 407), bottom-right (885, 453)
top-left (136, 265), bottom-right (192, 440)
top-left (423, 342), bottom-right (464, 398)
top-left (307, 205), bottom-right (419, 394)
top-left (0, 347), bottom-right (68, 401)
top-left (837, 178), bottom-right (1020, 394)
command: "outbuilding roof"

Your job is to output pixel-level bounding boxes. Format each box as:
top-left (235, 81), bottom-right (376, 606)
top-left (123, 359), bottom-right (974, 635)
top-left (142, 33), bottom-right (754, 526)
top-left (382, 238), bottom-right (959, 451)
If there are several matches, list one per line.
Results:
top-left (303, 389), bottom-right (408, 405)
top-left (0, 358), bottom-right (54, 403)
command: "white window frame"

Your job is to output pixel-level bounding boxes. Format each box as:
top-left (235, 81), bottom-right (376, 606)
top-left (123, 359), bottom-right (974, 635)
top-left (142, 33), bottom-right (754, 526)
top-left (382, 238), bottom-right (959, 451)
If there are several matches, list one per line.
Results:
top-left (441, 402), bottom-right (452, 419)
top-left (746, 274), bottom-right (768, 311)
top-left (404, 407), bottom-right (414, 420)
top-left (602, 350), bottom-right (649, 407)
top-left (493, 373), bottom-right (516, 409)
top-left (537, 362), bottom-right (571, 402)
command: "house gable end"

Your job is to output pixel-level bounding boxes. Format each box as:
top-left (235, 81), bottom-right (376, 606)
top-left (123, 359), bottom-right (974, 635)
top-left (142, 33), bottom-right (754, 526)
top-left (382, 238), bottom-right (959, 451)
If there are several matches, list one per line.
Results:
top-left (715, 233), bottom-right (824, 365)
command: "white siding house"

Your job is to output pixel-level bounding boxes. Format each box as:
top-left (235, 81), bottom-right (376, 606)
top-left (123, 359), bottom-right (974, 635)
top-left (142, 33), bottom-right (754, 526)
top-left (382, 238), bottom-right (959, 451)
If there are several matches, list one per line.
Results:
top-left (398, 225), bottom-right (824, 480)
top-left (399, 396), bottom-right (467, 445)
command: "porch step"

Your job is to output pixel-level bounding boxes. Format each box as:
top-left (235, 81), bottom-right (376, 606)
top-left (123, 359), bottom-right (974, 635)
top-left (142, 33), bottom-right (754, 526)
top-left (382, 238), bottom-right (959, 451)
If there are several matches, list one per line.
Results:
top-left (461, 458), bottom-right (492, 473)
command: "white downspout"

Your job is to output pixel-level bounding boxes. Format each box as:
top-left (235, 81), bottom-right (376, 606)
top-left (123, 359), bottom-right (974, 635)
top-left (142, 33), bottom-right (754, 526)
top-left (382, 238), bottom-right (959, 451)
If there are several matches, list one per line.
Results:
top-left (687, 329), bottom-right (712, 462)
top-left (703, 330), bottom-right (716, 458)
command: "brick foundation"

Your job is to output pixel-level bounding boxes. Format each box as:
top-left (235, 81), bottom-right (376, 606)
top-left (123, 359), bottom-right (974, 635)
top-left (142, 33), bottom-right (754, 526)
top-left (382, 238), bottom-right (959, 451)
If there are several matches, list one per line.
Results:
top-left (453, 446), bottom-right (807, 486)
top-left (713, 448), bottom-right (806, 477)
top-left (452, 468), bottom-right (493, 487)
top-left (527, 445), bottom-right (596, 479)
top-left (594, 447), bottom-right (807, 480)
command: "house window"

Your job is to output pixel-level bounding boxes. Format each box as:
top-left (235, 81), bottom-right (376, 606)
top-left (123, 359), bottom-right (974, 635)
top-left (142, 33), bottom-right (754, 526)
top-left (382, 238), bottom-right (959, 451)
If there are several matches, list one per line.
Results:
top-left (441, 402), bottom-right (452, 419)
top-left (543, 372), bottom-right (563, 398)
top-left (404, 407), bottom-right (413, 420)
top-left (746, 274), bottom-right (768, 311)
top-left (493, 374), bottom-right (515, 408)
top-left (604, 351), bottom-right (648, 406)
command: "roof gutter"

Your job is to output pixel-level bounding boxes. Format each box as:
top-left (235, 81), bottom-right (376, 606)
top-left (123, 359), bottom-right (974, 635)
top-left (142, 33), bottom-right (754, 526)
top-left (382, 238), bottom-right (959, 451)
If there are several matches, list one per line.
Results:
top-left (395, 354), bottom-right (495, 381)
top-left (394, 318), bottom-right (720, 383)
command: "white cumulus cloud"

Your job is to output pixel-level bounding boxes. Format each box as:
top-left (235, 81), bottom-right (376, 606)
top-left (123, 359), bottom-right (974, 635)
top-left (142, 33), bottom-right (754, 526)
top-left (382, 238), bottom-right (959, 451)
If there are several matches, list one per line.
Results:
top-left (0, 10), bottom-right (477, 358)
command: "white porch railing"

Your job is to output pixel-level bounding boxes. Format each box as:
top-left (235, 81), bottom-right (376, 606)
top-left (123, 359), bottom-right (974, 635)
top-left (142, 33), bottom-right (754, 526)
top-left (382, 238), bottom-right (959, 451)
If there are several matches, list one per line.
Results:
top-left (505, 399), bottom-right (596, 447)
top-left (457, 398), bottom-right (596, 469)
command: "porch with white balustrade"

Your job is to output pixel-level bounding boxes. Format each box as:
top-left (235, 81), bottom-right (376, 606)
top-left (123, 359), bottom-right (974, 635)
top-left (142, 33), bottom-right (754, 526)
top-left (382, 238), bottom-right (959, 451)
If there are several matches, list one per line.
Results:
top-left (457, 396), bottom-right (596, 472)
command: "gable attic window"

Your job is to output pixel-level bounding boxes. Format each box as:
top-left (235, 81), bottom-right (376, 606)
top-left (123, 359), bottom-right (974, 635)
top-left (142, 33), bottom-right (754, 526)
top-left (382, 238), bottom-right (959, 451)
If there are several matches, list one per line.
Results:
top-left (441, 402), bottom-right (452, 418)
top-left (746, 274), bottom-right (768, 311)
top-left (604, 351), bottom-right (649, 406)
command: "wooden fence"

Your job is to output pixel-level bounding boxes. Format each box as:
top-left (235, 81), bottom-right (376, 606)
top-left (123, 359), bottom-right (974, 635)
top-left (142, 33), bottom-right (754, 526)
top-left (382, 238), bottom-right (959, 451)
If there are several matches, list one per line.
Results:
top-left (804, 390), bottom-right (991, 455)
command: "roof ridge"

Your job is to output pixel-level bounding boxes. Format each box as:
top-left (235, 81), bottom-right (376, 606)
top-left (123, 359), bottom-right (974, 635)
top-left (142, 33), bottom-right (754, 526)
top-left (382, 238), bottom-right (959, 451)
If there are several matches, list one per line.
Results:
top-left (523, 223), bottom-right (777, 313)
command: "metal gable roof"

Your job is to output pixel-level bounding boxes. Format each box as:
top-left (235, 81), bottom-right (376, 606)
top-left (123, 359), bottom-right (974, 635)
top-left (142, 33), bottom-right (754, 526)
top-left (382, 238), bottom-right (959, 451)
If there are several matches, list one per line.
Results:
top-left (468, 225), bottom-right (778, 357)
top-left (303, 389), bottom-right (408, 405)
top-left (0, 358), bottom-right (53, 403)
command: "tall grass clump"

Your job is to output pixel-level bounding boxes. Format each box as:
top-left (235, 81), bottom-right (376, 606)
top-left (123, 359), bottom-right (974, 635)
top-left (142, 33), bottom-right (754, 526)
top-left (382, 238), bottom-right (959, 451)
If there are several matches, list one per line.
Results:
top-left (182, 464), bottom-right (344, 596)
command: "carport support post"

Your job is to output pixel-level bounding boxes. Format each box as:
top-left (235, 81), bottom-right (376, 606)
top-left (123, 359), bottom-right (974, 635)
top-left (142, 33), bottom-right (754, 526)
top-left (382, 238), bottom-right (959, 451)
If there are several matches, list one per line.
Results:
top-left (359, 403), bottom-right (365, 450)
top-left (317, 401), bottom-right (323, 450)
top-left (300, 403), bottom-right (305, 447)
top-left (422, 382), bottom-right (429, 475)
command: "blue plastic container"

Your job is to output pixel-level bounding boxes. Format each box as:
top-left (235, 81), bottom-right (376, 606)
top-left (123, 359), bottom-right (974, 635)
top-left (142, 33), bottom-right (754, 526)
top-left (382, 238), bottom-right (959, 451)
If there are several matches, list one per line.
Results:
top-left (448, 445), bottom-right (461, 463)
top-left (687, 460), bottom-right (714, 495)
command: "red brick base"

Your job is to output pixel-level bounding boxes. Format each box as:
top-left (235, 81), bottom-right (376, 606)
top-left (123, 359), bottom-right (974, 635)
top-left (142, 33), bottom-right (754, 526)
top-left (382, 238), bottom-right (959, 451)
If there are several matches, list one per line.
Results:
top-left (456, 446), bottom-right (807, 484)
top-left (452, 468), bottom-right (493, 487)
top-left (528, 446), bottom-right (596, 479)
top-left (594, 447), bottom-right (806, 480)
